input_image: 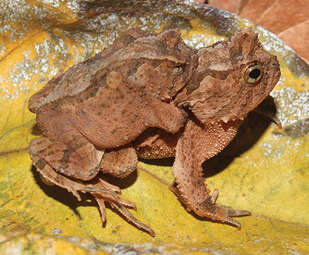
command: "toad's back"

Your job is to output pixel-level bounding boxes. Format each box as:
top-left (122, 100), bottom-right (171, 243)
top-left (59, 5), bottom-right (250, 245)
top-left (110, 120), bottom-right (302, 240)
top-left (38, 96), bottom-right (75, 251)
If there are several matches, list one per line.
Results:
top-left (29, 29), bottom-right (196, 148)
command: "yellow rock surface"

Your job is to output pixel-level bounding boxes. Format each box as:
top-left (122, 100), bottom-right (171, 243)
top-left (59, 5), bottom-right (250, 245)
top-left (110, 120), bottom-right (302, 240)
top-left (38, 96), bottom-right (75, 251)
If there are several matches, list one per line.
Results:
top-left (0, 1), bottom-right (308, 254)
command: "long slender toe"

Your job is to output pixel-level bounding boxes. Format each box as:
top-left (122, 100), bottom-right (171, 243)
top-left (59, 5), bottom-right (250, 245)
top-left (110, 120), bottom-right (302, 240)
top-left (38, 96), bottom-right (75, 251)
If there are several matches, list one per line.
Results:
top-left (225, 217), bottom-right (242, 229)
top-left (111, 202), bottom-right (155, 237)
top-left (216, 206), bottom-right (251, 229)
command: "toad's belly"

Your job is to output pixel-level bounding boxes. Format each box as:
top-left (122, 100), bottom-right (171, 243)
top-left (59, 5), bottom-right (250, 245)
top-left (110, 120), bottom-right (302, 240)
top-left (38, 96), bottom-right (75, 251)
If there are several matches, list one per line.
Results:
top-left (134, 128), bottom-right (182, 159)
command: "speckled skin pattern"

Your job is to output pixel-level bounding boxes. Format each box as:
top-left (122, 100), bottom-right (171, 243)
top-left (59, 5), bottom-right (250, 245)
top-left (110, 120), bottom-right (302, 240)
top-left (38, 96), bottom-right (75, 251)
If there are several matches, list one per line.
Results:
top-left (28, 29), bottom-right (280, 236)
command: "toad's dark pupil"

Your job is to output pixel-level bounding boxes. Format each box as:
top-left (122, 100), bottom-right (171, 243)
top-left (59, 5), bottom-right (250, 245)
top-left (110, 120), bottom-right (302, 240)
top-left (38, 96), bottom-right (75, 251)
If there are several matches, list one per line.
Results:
top-left (249, 68), bottom-right (261, 79)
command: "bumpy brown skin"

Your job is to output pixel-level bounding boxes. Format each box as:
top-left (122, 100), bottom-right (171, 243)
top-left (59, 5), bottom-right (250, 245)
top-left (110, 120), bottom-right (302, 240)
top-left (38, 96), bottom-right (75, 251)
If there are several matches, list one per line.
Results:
top-left (28, 29), bottom-right (280, 236)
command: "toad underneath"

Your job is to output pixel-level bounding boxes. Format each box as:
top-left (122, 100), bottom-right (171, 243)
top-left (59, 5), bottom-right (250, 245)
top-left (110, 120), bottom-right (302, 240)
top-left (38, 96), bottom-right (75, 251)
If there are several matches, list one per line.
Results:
top-left (28, 29), bottom-right (280, 236)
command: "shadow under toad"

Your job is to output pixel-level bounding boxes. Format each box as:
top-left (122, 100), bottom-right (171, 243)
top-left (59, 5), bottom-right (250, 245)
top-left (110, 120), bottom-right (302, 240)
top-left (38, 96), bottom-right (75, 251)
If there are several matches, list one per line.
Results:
top-left (203, 96), bottom-right (277, 177)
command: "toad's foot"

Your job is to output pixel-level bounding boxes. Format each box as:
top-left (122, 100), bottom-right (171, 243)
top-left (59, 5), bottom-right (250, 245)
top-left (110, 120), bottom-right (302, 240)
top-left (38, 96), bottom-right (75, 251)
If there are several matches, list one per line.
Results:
top-left (91, 179), bottom-right (155, 236)
top-left (173, 186), bottom-right (250, 228)
top-left (195, 190), bottom-right (251, 229)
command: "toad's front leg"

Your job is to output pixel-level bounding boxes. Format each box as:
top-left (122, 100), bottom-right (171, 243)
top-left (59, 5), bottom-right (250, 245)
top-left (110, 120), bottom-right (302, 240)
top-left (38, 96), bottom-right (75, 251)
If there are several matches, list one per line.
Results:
top-left (173, 119), bottom-right (250, 228)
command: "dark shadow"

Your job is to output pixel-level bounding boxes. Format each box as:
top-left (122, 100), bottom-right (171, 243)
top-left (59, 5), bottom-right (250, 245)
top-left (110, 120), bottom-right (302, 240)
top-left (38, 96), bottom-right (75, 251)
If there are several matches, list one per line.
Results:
top-left (31, 124), bottom-right (42, 136)
top-left (139, 157), bottom-right (174, 167)
top-left (99, 170), bottom-right (138, 190)
top-left (203, 96), bottom-right (277, 177)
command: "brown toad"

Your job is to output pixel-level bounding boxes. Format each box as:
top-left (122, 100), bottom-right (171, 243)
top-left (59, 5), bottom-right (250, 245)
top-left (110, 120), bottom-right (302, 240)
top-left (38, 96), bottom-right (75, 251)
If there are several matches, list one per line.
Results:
top-left (28, 29), bottom-right (280, 236)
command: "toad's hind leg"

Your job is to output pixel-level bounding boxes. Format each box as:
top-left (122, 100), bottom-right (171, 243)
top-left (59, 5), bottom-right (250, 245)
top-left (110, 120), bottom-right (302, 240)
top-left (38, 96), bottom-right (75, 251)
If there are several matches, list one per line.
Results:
top-left (29, 137), bottom-right (129, 202)
top-left (30, 138), bottom-right (154, 236)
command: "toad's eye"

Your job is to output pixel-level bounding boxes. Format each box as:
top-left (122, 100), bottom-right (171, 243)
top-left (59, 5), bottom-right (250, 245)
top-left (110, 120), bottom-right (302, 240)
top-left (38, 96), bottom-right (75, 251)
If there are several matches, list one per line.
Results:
top-left (174, 65), bottom-right (183, 74)
top-left (244, 64), bottom-right (263, 84)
